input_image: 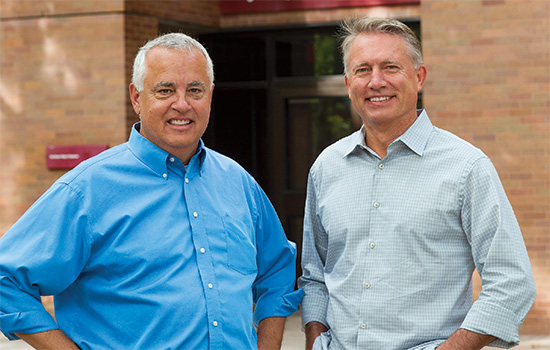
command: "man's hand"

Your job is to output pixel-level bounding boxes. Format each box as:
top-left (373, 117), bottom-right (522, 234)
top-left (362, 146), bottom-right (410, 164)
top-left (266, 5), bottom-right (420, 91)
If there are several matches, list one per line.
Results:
top-left (436, 328), bottom-right (496, 350)
top-left (257, 316), bottom-right (286, 350)
top-left (305, 321), bottom-right (328, 350)
top-left (16, 329), bottom-right (80, 350)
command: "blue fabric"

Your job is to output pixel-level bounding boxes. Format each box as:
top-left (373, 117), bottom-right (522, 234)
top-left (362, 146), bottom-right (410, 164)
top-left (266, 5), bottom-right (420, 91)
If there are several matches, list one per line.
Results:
top-left (299, 110), bottom-right (536, 350)
top-left (0, 123), bottom-right (302, 349)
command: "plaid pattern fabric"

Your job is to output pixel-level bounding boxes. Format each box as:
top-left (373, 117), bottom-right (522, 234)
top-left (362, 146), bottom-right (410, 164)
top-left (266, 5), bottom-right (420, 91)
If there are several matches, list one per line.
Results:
top-left (299, 110), bottom-right (536, 350)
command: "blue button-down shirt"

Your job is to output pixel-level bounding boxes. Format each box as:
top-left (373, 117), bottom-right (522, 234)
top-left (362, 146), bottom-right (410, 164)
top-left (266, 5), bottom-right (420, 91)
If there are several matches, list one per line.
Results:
top-left (0, 124), bottom-right (302, 349)
top-left (299, 110), bottom-right (535, 350)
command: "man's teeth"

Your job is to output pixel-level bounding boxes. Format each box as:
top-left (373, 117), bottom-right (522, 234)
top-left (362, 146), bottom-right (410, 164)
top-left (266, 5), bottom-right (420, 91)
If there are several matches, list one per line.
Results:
top-left (169, 120), bottom-right (191, 125)
top-left (369, 97), bottom-right (390, 102)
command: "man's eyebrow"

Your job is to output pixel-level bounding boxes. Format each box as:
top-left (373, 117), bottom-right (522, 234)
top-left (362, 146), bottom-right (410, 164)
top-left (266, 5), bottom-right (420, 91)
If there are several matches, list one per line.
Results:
top-left (382, 59), bottom-right (401, 65)
top-left (152, 81), bottom-right (176, 91)
top-left (187, 81), bottom-right (206, 89)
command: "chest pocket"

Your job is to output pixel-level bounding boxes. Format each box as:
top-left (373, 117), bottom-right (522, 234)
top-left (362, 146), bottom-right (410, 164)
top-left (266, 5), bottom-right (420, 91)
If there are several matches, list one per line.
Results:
top-left (223, 217), bottom-right (257, 275)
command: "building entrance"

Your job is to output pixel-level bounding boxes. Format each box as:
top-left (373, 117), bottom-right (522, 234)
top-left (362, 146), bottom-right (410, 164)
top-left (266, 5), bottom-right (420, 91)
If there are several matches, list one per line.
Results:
top-left (197, 20), bottom-right (418, 276)
top-left (270, 77), bottom-right (361, 274)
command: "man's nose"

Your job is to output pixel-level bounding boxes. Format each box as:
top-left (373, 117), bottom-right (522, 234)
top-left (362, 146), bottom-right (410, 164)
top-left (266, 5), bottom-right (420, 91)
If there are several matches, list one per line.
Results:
top-left (172, 93), bottom-right (191, 113)
top-left (368, 68), bottom-right (386, 89)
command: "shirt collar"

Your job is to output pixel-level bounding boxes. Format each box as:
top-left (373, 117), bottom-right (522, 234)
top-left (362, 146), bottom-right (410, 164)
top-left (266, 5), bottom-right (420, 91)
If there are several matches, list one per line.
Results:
top-left (396, 109), bottom-right (433, 156)
top-left (128, 122), bottom-right (206, 177)
top-left (344, 109), bottom-right (432, 158)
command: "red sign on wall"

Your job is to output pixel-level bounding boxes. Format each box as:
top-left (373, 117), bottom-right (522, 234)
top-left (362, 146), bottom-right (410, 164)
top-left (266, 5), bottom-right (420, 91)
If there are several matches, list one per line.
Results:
top-left (46, 145), bottom-right (108, 169)
top-left (220, 0), bottom-right (420, 15)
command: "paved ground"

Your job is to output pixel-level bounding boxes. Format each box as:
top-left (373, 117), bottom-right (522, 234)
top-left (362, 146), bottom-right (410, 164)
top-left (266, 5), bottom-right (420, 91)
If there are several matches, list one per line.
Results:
top-left (1, 311), bottom-right (549, 349)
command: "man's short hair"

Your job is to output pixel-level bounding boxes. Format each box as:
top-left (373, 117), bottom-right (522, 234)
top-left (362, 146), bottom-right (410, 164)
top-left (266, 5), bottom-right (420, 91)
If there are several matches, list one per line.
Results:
top-left (132, 33), bottom-right (214, 92)
top-left (339, 17), bottom-right (423, 76)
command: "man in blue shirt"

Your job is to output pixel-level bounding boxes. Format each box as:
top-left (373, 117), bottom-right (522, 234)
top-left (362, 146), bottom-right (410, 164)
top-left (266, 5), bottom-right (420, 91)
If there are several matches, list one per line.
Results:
top-left (299, 18), bottom-right (536, 350)
top-left (0, 33), bottom-right (302, 349)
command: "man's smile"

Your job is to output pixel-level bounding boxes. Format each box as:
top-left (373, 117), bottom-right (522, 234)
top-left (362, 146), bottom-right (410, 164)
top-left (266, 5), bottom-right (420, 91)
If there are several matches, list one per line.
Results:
top-left (168, 119), bottom-right (192, 126)
top-left (368, 96), bottom-right (392, 102)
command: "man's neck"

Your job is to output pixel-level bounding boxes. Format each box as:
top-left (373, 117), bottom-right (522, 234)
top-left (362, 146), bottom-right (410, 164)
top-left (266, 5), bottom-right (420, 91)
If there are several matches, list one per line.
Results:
top-left (363, 113), bottom-right (418, 159)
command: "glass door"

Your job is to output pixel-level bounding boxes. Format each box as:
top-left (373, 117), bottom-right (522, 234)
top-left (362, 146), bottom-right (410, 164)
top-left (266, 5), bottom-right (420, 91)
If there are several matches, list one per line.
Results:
top-left (269, 77), bottom-right (362, 276)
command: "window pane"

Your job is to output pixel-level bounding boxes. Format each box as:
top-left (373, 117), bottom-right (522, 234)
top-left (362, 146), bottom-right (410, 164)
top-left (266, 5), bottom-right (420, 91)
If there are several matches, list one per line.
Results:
top-left (276, 32), bottom-right (343, 77)
top-left (286, 96), bottom-right (352, 190)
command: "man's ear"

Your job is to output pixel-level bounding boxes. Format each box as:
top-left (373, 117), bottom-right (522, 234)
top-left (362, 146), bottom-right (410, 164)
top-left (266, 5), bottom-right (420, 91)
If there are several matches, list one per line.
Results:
top-left (416, 65), bottom-right (427, 92)
top-left (129, 83), bottom-right (141, 115)
top-left (344, 74), bottom-right (352, 100)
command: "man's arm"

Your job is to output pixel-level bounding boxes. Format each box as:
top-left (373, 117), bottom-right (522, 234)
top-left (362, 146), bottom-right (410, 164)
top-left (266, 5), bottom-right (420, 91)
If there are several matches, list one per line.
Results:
top-left (436, 328), bottom-right (495, 350)
top-left (16, 329), bottom-right (80, 350)
top-left (256, 316), bottom-right (286, 350)
top-left (458, 158), bottom-right (536, 346)
top-left (305, 321), bottom-right (328, 350)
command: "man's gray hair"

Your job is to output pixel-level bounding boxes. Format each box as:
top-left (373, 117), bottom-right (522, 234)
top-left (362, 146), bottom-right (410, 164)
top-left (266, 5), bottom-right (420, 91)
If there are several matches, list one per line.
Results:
top-left (339, 17), bottom-right (423, 76)
top-left (132, 33), bottom-right (214, 92)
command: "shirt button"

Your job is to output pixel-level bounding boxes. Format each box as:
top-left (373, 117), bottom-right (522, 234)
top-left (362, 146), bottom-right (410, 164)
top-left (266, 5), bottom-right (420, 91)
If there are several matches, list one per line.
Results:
top-left (169, 157), bottom-right (175, 162)
top-left (193, 212), bottom-right (198, 218)
top-left (373, 202), bottom-right (380, 208)
top-left (378, 163), bottom-right (385, 169)
top-left (208, 283), bottom-right (213, 289)
top-left (361, 323), bottom-right (367, 329)
top-left (365, 283), bottom-right (371, 289)
top-left (213, 321), bottom-right (218, 327)
top-left (185, 178), bottom-right (189, 183)
top-left (200, 248), bottom-right (206, 254)
top-left (370, 242), bottom-right (376, 249)
top-left (162, 173), bottom-right (167, 179)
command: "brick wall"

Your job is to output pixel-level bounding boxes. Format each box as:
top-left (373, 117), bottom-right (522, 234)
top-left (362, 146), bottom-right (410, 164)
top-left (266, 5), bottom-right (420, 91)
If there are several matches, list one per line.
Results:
top-left (422, 0), bottom-right (550, 334)
top-left (125, 0), bottom-right (220, 28)
top-left (123, 14), bottom-right (159, 132)
top-left (0, 0), bottom-right (124, 18)
top-left (0, 7), bottom-right (128, 233)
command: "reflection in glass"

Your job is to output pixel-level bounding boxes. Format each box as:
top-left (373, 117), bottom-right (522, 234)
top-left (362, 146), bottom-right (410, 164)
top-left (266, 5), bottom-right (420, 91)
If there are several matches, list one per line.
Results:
top-left (276, 32), bottom-right (342, 77)
top-left (286, 96), bottom-right (353, 191)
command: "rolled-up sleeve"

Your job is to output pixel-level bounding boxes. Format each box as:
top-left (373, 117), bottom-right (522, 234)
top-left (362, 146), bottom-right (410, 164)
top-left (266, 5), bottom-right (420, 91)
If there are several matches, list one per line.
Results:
top-left (0, 183), bottom-right (90, 339)
top-left (460, 157), bottom-right (536, 347)
top-left (251, 182), bottom-right (304, 326)
top-left (297, 171), bottom-right (330, 329)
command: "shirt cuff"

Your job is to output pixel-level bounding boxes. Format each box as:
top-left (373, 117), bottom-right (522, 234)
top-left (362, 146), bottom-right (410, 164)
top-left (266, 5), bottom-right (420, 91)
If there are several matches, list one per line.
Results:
top-left (253, 289), bottom-right (304, 327)
top-left (300, 289), bottom-right (329, 329)
top-left (0, 310), bottom-right (59, 340)
top-left (461, 299), bottom-right (521, 348)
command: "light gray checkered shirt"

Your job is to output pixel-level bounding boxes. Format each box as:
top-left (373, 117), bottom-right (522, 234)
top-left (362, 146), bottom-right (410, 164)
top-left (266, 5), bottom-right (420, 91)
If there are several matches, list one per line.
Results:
top-left (299, 110), bottom-right (536, 350)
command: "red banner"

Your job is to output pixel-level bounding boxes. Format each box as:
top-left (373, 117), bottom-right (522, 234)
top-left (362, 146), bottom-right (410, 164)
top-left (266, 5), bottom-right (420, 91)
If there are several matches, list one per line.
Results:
top-left (46, 145), bottom-right (108, 169)
top-left (220, 0), bottom-right (420, 15)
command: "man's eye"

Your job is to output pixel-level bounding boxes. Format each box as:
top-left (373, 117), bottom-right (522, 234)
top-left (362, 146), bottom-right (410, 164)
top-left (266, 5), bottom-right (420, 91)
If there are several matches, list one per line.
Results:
top-left (188, 88), bottom-right (204, 97)
top-left (158, 89), bottom-right (172, 94)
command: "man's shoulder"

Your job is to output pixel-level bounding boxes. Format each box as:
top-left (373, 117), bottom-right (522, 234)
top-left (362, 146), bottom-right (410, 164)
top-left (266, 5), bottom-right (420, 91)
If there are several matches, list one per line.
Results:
top-left (57, 143), bottom-right (130, 184)
top-left (203, 147), bottom-right (258, 188)
top-left (306, 131), bottom-right (360, 185)
top-left (315, 130), bottom-right (360, 164)
top-left (204, 147), bottom-right (249, 173)
top-left (429, 126), bottom-right (487, 161)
